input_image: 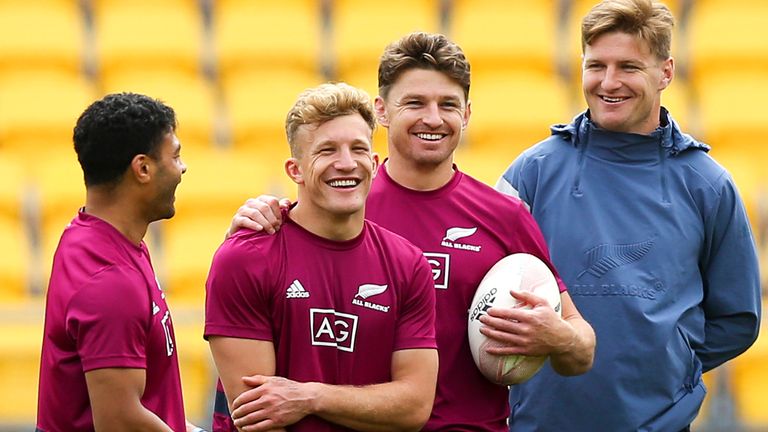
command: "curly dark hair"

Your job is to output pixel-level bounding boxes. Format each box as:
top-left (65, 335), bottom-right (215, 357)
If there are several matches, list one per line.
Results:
top-left (73, 92), bottom-right (177, 186)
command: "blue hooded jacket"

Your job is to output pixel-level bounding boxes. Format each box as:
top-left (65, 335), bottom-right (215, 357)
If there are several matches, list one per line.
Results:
top-left (496, 109), bottom-right (761, 431)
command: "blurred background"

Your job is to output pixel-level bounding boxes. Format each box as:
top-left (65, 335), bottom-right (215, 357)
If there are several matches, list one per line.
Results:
top-left (0, 0), bottom-right (765, 430)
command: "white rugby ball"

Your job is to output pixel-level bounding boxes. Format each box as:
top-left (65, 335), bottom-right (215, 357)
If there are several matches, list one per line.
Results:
top-left (467, 253), bottom-right (562, 385)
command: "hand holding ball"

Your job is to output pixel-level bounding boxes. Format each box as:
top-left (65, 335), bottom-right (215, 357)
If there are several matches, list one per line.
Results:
top-left (467, 253), bottom-right (562, 385)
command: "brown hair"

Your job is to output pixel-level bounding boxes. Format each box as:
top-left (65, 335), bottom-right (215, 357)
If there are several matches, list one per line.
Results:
top-left (378, 31), bottom-right (471, 100)
top-left (582, 0), bottom-right (674, 60)
top-left (285, 82), bottom-right (376, 156)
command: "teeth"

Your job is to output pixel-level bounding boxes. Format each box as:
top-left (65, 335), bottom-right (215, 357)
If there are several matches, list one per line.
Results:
top-left (602, 96), bottom-right (625, 103)
top-left (417, 133), bottom-right (443, 141)
top-left (328, 179), bottom-right (358, 187)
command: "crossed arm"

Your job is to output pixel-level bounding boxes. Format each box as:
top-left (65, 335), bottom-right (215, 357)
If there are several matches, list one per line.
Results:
top-left (209, 336), bottom-right (438, 432)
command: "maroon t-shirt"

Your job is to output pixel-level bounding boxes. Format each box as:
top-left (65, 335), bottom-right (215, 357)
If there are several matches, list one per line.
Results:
top-left (366, 164), bottom-right (565, 432)
top-left (37, 212), bottom-right (185, 432)
top-left (206, 214), bottom-right (436, 431)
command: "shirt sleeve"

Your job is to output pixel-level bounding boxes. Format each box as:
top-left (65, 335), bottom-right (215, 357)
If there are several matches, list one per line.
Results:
top-left (205, 237), bottom-right (274, 342)
top-left (507, 202), bottom-right (568, 294)
top-left (698, 175), bottom-right (761, 371)
top-left (66, 265), bottom-right (150, 372)
top-left (394, 253), bottom-right (437, 351)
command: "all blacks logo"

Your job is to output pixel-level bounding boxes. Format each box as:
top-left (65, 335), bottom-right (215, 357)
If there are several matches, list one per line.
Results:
top-left (469, 287), bottom-right (497, 322)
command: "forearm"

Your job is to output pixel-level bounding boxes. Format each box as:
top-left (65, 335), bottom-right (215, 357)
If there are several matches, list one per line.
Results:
top-left (93, 405), bottom-right (174, 432)
top-left (306, 380), bottom-right (432, 432)
top-left (550, 316), bottom-right (595, 376)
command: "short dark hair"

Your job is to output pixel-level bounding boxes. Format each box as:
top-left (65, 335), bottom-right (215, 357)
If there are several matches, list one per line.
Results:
top-left (73, 92), bottom-right (176, 186)
top-left (378, 32), bottom-right (471, 100)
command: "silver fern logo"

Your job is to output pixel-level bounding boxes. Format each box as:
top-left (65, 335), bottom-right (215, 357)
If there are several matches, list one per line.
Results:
top-left (578, 238), bottom-right (655, 278)
top-left (356, 284), bottom-right (388, 299)
top-left (443, 227), bottom-right (477, 242)
top-left (352, 284), bottom-right (390, 313)
top-left (441, 227), bottom-right (482, 252)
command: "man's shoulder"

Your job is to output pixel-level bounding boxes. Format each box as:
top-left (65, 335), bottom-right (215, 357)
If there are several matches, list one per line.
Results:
top-left (363, 220), bottom-right (425, 258)
top-left (456, 171), bottom-right (529, 213)
top-left (212, 228), bottom-right (284, 273)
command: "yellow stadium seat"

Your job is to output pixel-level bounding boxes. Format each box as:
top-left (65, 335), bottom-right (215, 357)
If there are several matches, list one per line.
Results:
top-left (160, 148), bottom-right (288, 304)
top-left (0, 1), bottom-right (85, 80)
top-left (331, 0), bottom-right (441, 83)
top-left (694, 71), bottom-right (768, 156)
top-left (0, 221), bottom-right (31, 300)
top-left (92, 1), bottom-right (204, 80)
top-left (0, 302), bottom-right (45, 424)
top-left (100, 69), bottom-right (217, 150)
top-left (450, 0), bottom-right (559, 76)
top-left (466, 70), bottom-right (572, 155)
top-left (221, 68), bottom-right (325, 151)
top-left (688, 0), bottom-right (768, 82)
top-left (172, 308), bottom-right (217, 423)
top-left (730, 306), bottom-right (768, 427)
top-left (454, 145), bottom-right (519, 187)
top-left (212, 0), bottom-right (323, 82)
top-left (0, 153), bottom-right (30, 300)
top-left (0, 71), bottom-right (96, 170)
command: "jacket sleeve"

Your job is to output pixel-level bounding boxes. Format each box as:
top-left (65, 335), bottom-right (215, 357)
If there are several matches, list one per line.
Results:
top-left (495, 154), bottom-right (531, 205)
top-left (698, 175), bottom-right (762, 372)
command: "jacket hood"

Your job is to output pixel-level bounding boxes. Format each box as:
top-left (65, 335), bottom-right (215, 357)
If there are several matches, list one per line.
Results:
top-left (550, 108), bottom-right (710, 156)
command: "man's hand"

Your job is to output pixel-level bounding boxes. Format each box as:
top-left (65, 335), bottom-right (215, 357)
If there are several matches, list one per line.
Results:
top-left (227, 195), bottom-right (292, 237)
top-left (230, 375), bottom-right (314, 432)
top-left (478, 290), bottom-right (577, 357)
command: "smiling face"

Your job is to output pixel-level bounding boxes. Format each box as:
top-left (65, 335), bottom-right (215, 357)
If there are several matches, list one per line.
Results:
top-left (375, 68), bottom-right (470, 170)
top-left (287, 113), bottom-right (378, 222)
top-left (582, 31), bottom-right (673, 135)
top-left (148, 131), bottom-right (186, 221)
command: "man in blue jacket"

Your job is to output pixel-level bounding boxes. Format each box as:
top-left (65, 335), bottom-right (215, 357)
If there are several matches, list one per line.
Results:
top-left (496, 0), bottom-right (761, 430)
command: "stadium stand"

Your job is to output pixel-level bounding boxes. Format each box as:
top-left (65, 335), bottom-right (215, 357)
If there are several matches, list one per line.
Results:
top-left (331, 0), bottom-right (442, 94)
top-left (0, 0), bottom-right (766, 429)
top-left (0, 303), bottom-right (45, 426)
top-left (447, 0), bottom-right (571, 153)
top-left (91, 0), bottom-right (204, 81)
top-left (0, 153), bottom-right (32, 300)
top-left (212, 0), bottom-right (325, 151)
top-left (0, 0), bottom-right (85, 80)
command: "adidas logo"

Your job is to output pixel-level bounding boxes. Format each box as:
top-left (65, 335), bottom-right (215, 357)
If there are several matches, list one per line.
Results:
top-left (286, 279), bottom-right (310, 299)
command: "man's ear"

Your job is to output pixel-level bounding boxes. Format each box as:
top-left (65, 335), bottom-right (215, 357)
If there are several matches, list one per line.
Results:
top-left (374, 96), bottom-right (389, 128)
top-left (370, 152), bottom-right (380, 178)
top-left (659, 57), bottom-right (674, 91)
top-left (130, 154), bottom-right (152, 184)
top-left (463, 99), bottom-right (471, 130)
top-left (285, 158), bottom-right (303, 184)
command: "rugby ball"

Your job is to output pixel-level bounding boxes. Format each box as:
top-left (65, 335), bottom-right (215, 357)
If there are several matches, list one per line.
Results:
top-left (467, 253), bottom-right (562, 385)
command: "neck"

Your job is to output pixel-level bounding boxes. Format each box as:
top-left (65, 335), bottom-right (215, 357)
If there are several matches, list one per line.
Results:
top-left (290, 203), bottom-right (365, 242)
top-left (384, 155), bottom-right (454, 191)
top-left (84, 188), bottom-right (148, 245)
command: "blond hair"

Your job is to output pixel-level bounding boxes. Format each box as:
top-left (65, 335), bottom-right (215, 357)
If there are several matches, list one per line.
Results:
top-left (285, 82), bottom-right (376, 156)
top-left (582, 0), bottom-right (674, 60)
